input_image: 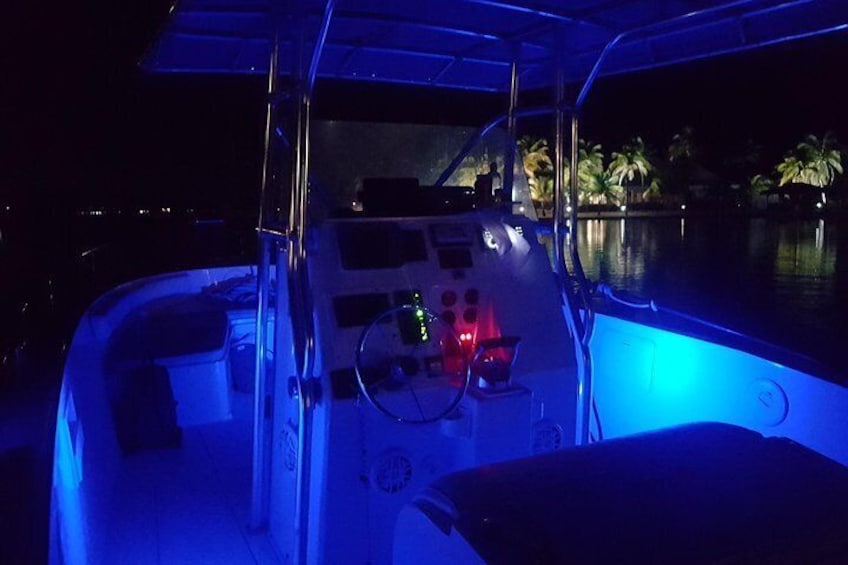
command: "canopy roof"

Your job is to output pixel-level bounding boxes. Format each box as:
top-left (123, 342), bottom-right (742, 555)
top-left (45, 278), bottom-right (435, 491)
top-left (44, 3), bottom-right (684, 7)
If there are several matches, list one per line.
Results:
top-left (144, 0), bottom-right (848, 92)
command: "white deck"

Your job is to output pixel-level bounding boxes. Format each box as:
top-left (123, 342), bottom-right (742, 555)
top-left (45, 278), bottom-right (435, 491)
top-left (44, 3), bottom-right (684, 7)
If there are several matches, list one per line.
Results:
top-left (103, 391), bottom-right (278, 564)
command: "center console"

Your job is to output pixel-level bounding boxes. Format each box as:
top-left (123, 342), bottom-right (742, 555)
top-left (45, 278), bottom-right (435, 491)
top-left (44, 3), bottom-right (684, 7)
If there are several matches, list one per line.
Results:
top-left (269, 211), bottom-right (577, 563)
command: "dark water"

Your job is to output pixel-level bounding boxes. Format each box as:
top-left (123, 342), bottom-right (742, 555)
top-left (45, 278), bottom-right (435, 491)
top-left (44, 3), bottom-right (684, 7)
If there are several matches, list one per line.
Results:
top-left (1, 213), bottom-right (254, 353)
top-left (3, 213), bottom-right (847, 378)
top-left (576, 216), bottom-right (848, 377)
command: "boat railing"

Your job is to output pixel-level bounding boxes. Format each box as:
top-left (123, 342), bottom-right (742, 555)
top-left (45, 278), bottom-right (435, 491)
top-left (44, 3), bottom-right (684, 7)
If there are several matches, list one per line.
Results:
top-left (551, 0), bottom-right (799, 445)
top-left (252, 3), bottom-right (336, 559)
top-left (595, 281), bottom-right (772, 344)
top-left (594, 283), bottom-right (659, 313)
top-left (592, 282), bottom-right (844, 383)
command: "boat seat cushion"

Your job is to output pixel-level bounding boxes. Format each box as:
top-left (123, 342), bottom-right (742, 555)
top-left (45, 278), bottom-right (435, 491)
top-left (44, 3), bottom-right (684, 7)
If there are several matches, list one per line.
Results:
top-left (421, 423), bottom-right (848, 563)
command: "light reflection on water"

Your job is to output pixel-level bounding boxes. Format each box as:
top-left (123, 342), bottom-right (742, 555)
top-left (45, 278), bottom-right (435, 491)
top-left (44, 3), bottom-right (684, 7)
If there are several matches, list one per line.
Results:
top-left (576, 216), bottom-right (847, 374)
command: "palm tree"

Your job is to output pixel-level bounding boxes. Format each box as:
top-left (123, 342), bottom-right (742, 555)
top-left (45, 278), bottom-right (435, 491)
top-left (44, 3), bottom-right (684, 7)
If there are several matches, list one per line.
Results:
top-left (775, 154), bottom-right (804, 187)
top-left (576, 140), bottom-right (604, 180)
top-left (668, 126), bottom-right (696, 162)
top-left (750, 174), bottom-right (774, 194)
top-left (608, 136), bottom-right (658, 206)
top-left (776, 132), bottom-right (843, 188)
top-left (522, 137), bottom-right (650, 207)
top-left (530, 175), bottom-right (555, 208)
top-left (609, 137), bottom-right (652, 186)
top-left (522, 137), bottom-right (606, 206)
top-left (518, 136), bottom-right (552, 178)
top-left (564, 140), bottom-right (605, 202)
top-left (641, 177), bottom-right (662, 200)
top-left (583, 170), bottom-right (623, 205)
top-left (666, 127), bottom-right (698, 197)
top-left (518, 136), bottom-right (554, 211)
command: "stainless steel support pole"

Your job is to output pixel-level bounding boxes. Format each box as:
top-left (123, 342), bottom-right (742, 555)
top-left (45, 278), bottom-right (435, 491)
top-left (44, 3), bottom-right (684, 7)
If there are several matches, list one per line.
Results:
top-left (289, 90), bottom-right (314, 565)
top-left (567, 112), bottom-right (593, 319)
top-left (503, 57), bottom-right (519, 199)
top-left (565, 108), bottom-right (589, 319)
top-left (251, 35), bottom-right (279, 530)
top-left (551, 70), bottom-right (590, 446)
top-left (569, 115), bottom-right (579, 233)
top-left (552, 71), bottom-right (566, 280)
top-left (569, 112), bottom-right (593, 446)
top-left (288, 3), bottom-right (334, 562)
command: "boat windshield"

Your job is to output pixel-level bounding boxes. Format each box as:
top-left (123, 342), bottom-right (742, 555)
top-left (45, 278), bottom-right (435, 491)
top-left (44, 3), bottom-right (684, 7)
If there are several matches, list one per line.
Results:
top-left (310, 120), bottom-right (535, 220)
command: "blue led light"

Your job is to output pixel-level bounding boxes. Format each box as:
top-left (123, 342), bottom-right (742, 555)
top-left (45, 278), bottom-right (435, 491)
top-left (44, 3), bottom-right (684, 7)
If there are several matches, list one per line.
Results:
top-left (143, 3), bottom-right (848, 92)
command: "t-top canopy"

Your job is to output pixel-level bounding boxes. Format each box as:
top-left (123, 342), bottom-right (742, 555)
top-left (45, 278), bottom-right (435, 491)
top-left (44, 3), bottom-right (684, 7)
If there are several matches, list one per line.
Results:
top-left (143, 0), bottom-right (848, 92)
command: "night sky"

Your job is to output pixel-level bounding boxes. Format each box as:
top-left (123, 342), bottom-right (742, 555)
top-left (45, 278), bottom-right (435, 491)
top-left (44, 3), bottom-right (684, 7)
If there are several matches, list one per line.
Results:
top-left (3, 2), bottom-right (848, 214)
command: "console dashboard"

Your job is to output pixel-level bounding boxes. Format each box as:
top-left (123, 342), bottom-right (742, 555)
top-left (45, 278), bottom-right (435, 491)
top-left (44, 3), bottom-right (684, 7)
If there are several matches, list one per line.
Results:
top-left (271, 211), bottom-right (578, 564)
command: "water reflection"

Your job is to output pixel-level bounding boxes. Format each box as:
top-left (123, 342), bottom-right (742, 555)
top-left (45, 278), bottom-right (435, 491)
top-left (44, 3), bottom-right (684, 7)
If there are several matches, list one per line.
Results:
top-left (579, 217), bottom-right (837, 295)
top-left (772, 219), bottom-right (834, 277)
top-left (575, 217), bottom-right (846, 373)
top-left (579, 218), bottom-right (649, 295)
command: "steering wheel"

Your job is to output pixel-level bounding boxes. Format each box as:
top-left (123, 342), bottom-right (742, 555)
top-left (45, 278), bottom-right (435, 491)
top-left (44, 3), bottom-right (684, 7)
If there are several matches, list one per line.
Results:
top-left (355, 304), bottom-right (470, 424)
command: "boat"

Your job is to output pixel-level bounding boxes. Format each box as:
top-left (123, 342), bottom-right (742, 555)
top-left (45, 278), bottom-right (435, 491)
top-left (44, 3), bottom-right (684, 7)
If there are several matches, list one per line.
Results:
top-left (49, 2), bottom-right (848, 563)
